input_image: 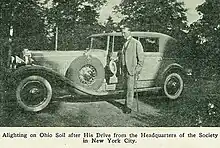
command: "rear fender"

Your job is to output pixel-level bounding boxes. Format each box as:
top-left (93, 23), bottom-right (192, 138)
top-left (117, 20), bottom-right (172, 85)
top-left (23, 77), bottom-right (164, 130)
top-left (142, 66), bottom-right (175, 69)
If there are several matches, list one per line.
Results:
top-left (163, 63), bottom-right (184, 76)
top-left (157, 63), bottom-right (184, 86)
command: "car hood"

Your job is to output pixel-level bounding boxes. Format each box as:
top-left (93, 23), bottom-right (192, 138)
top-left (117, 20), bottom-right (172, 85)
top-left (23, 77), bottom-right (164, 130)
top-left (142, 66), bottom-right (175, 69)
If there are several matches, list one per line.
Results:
top-left (29, 49), bottom-right (106, 76)
top-left (30, 50), bottom-right (85, 76)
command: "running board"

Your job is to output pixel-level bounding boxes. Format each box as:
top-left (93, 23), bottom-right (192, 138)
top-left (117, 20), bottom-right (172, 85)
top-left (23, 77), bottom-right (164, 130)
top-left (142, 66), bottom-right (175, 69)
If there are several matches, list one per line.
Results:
top-left (56, 87), bottom-right (162, 100)
top-left (102, 86), bottom-right (162, 95)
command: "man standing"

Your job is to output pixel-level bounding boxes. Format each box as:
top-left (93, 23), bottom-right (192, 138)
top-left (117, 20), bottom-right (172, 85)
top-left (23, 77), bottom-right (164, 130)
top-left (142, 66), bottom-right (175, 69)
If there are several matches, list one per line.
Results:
top-left (121, 26), bottom-right (144, 114)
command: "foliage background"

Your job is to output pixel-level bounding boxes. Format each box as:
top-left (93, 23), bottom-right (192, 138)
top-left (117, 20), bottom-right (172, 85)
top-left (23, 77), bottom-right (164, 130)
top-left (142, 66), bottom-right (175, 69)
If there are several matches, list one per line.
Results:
top-left (0, 0), bottom-right (219, 77)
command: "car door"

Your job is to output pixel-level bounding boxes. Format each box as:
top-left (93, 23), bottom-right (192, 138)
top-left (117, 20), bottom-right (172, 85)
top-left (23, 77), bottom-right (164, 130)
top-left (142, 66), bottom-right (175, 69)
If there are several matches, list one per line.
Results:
top-left (138, 37), bottom-right (163, 88)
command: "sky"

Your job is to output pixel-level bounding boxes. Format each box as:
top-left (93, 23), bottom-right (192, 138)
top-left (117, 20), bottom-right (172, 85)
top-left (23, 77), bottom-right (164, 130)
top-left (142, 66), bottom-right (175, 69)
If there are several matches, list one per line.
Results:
top-left (99, 0), bottom-right (205, 24)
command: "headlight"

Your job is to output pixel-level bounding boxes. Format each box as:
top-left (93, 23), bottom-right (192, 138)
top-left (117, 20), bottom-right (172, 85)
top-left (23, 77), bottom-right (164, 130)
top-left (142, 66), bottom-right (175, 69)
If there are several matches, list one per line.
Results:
top-left (22, 49), bottom-right (32, 65)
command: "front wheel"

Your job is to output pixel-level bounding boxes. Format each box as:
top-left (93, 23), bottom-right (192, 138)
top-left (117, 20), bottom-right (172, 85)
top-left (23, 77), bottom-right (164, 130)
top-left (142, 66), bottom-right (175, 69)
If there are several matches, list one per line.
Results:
top-left (163, 73), bottom-right (184, 100)
top-left (16, 75), bottom-right (52, 112)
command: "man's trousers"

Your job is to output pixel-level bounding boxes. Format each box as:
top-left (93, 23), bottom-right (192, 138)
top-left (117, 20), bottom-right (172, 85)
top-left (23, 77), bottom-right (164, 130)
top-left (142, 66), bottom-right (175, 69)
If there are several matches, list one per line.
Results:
top-left (123, 66), bottom-right (136, 110)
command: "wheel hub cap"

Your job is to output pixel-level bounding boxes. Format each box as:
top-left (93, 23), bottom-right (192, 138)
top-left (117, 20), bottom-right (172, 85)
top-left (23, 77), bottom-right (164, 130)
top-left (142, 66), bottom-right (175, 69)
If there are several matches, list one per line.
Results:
top-left (79, 64), bottom-right (97, 85)
top-left (29, 88), bottom-right (40, 95)
top-left (21, 81), bottom-right (47, 107)
top-left (166, 76), bottom-right (181, 95)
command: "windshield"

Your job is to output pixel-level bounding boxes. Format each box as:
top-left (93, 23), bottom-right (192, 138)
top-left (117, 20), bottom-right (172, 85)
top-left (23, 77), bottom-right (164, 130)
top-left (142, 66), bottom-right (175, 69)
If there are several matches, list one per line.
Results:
top-left (90, 36), bottom-right (107, 50)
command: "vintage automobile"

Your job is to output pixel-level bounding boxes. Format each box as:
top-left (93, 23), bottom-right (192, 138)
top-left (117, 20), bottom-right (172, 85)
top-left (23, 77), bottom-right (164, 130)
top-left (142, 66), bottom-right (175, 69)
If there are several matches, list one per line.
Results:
top-left (6, 32), bottom-right (192, 112)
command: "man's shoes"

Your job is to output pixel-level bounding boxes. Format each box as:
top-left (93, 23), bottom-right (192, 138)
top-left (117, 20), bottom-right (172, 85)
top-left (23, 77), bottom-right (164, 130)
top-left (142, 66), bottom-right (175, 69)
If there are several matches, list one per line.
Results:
top-left (123, 107), bottom-right (132, 114)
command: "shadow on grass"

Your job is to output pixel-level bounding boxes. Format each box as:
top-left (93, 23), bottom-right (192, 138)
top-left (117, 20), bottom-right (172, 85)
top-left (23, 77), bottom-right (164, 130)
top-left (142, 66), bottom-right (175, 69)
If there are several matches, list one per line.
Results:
top-left (107, 100), bottom-right (124, 111)
top-left (0, 100), bottom-right (94, 127)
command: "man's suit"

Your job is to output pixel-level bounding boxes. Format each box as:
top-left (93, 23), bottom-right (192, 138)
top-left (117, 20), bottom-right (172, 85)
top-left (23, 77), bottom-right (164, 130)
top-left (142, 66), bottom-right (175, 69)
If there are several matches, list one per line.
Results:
top-left (122, 37), bottom-right (144, 110)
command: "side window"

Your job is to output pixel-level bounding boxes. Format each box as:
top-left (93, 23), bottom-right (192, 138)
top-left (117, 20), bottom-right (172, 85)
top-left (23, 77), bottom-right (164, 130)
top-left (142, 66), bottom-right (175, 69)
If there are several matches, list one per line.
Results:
top-left (113, 36), bottom-right (125, 52)
top-left (140, 37), bottom-right (159, 52)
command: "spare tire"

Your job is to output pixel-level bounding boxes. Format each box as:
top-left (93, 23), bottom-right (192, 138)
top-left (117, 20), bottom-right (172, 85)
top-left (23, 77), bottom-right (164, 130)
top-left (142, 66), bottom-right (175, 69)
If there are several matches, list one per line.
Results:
top-left (65, 55), bottom-right (105, 91)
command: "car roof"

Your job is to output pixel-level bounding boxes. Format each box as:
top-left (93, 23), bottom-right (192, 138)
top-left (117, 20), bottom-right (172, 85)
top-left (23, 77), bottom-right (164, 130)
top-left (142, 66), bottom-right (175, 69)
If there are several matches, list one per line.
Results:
top-left (89, 31), bottom-right (174, 39)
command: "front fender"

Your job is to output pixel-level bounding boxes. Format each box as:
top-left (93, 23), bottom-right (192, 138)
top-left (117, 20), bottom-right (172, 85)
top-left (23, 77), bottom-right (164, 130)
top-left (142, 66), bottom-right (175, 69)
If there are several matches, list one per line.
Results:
top-left (6, 65), bottom-right (108, 97)
top-left (8, 65), bottom-right (64, 85)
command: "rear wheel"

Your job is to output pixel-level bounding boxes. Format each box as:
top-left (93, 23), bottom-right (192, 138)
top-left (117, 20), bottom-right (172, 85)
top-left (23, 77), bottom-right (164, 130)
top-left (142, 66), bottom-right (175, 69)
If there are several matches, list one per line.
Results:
top-left (163, 72), bottom-right (184, 100)
top-left (16, 75), bottom-right (52, 112)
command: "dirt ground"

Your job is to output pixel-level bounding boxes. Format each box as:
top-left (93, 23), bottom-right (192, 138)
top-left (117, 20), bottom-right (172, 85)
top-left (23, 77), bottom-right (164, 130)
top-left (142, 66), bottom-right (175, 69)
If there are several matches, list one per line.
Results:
top-left (1, 78), bottom-right (220, 127)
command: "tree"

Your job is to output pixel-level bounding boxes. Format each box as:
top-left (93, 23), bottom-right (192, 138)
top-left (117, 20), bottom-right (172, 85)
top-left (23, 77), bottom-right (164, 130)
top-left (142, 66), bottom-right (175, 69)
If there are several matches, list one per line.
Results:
top-left (189, 0), bottom-right (220, 58)
top-left (104, 16), bottom-right (118, 33)
top-left (46, 0), bottom-right (107, 50)
top-left (0, 0), bottom-right (49, 53)
top-left (187, 0), bottom-right (220, 77)
top-left (115, 0), bottom-right (188, 39)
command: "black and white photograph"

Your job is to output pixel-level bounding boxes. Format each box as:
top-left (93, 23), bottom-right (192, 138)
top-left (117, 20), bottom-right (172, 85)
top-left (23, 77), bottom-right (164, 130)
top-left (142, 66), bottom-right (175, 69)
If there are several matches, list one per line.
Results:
top-left (1, 0), bottom-right (220, 128)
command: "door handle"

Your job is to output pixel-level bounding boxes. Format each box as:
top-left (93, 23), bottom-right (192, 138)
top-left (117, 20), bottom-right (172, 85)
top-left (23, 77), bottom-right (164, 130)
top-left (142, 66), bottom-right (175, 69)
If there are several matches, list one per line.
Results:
top-left (158, 58), bottom-right (162, 61)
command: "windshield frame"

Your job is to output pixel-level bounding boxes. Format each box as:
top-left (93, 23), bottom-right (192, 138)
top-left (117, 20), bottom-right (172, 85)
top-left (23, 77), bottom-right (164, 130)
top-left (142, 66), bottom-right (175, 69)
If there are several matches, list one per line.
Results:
top-left (89, 36), bottom-right (111, 52)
